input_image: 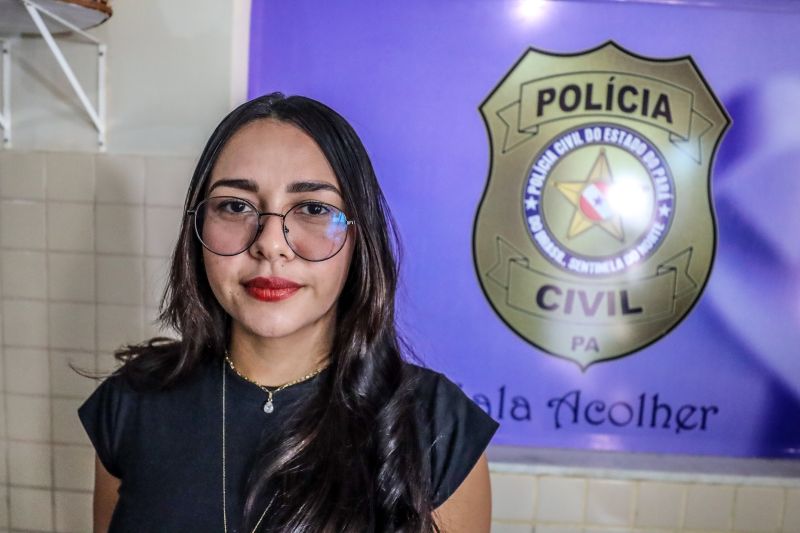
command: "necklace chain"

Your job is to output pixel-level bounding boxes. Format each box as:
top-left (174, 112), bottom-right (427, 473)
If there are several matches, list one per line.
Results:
top-left (223, 358), bottom-right (273, 533)
top-left (223, 351), bottom-right (329, 414)
top-left (221, 353), bottom-right (328, 532)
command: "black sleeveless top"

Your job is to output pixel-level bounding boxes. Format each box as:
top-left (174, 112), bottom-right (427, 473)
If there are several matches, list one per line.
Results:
top-left (78, 357), bottom-right (499, 532)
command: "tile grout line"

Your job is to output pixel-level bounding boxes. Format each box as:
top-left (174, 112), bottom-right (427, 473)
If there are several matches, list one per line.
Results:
top-left (581, 476), bottom-right (588, 527)
top-left (778, 486), bottom-right (786, 533)
top-left (0, 245), bottom-right (171, 258)
top-left (83, 151), bottom-right (101, 533)
top-left (44, 152), bottom-right (57, 533)
top-left (3, 391), bottom-right (95, 401)
top-left (2, 295), bottom-right (158, 308)
top-left (94, 154), bottom-right (102, 401)
top-left (0, 176), bottom-right (11, 530)
top-left (0, 196), bottom-right (185, 209)
top-left (139, 156), bottom-right (146, 346)
top-left (4, 482), bottom-right (91, 495)
top-left (678, 481), bottom-right (688, 533)
top-left (3, 438), bottom-right (91, 447)
top-left (0, 151), bottom-right (5, 526)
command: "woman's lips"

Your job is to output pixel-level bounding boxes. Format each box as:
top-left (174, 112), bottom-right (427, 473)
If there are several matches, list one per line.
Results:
top-left (243, 277), bottom-right (302, 302)
top-left (245, 286), bottom-right (299, 302)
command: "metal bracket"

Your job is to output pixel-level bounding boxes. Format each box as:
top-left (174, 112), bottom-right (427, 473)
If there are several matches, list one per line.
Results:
top-left (0, 0), bottom-right (108, 149)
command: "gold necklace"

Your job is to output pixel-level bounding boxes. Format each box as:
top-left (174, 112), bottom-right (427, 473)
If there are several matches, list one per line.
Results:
top-left (221, 354), bottom-right (329, 532)
top-left (224, 351), bottom-right (329, 414)
top-left (222, 357), bottom-right (271, 533)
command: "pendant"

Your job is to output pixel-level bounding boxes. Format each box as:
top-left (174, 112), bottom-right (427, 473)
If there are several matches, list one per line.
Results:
top-left (263, 400), bottom-right (274, 414)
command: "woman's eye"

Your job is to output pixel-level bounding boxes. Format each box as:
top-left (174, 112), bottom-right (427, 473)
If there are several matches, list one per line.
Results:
top-left (218, 199), bottom-right (253, 214)
top-left (298, 202), bottom-right (331, 216)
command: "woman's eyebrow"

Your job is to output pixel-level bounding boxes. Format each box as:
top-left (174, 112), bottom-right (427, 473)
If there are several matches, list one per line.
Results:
top-left (286, 180), bottom-right (341, 195)
top-left (207, 178), bottom-right (341, 196)
top-left (208, 178), bottom-right (258, 194)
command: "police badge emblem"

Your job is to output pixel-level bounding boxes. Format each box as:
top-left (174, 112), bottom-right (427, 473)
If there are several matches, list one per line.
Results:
top-left (473, 42), bottom-right (730, 368)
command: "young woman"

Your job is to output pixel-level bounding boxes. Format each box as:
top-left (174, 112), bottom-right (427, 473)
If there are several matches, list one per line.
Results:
top-left (78, 93), bottom-right (499, 532)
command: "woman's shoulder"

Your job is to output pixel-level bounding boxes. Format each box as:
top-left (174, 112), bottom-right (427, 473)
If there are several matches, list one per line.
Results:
top-left (77, 345), bottom-right (209, 422)
top-left (77, 346), bottom-right (216, 478)
top-left (76, 368), bottom-right (141, 479)
top-left (401, 362), bottom-right (500, 508)
top-left (87, 350), bottom-right (215, 412)
top-left (402, 362), bottom-right (445, 392)
top-left (402, 361), bottom-right (497, 429)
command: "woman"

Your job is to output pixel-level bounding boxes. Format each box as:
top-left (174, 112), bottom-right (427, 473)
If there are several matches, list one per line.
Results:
top-left (78, 93), bottom-right (499, 532)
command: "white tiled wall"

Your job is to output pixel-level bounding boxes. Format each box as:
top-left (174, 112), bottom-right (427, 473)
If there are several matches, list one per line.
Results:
top-left (1, 149), bottom-right (798, 532)
top-left (0, 150), bottom-right (187, 531)
top-left (490, 472), bottom-right (800, 533)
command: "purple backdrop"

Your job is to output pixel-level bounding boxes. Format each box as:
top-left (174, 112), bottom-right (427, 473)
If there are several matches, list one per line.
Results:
top-left (248, 0), bottom-right (800, 458)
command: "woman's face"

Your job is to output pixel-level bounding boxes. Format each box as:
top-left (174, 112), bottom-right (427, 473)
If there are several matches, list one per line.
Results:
top-left (201, 119), bottom-right (355, 344)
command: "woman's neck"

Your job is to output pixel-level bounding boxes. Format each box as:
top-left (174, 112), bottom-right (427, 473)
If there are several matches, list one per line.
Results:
top-left (227, 322), bottom-right (333, 387)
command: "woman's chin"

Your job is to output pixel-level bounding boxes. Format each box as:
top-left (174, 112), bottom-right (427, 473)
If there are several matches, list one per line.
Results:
top-left (240, 321), bottom-right (298, 340)
top-left (234, 313), bottom-right (318, 342)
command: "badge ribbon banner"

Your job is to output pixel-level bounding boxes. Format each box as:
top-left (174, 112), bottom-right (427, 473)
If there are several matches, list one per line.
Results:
top-left (487, 238), bottom-right (696, 325)
top-left (499, 71), bottom-right (713, 163)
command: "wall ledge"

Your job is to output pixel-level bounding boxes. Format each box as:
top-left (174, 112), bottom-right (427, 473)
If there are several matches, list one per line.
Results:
top-left (487, 445), bottom-right (800, 487)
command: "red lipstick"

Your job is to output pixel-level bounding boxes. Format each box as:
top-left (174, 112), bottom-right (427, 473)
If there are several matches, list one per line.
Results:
top-left (243, 277), bottom-right (302, 302)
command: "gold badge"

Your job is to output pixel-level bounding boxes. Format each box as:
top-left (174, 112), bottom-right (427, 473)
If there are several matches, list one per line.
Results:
top-left (473, 42), bottom-right (730, 368)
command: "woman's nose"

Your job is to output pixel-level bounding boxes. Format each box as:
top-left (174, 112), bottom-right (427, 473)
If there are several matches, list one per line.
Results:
top-left (248, 214), bottom-right (295, 261)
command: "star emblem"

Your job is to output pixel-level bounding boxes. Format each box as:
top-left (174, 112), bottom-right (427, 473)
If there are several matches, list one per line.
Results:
top-left (553, 148), bottom-right (625, 242)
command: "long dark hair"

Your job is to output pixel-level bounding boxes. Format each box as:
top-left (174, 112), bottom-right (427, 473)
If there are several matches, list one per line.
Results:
top-left (106, 93), bottom-right (437, 531)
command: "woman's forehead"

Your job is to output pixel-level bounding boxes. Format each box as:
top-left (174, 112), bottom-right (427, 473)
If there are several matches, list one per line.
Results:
top-left (208, 119), bottom-right (339, 192)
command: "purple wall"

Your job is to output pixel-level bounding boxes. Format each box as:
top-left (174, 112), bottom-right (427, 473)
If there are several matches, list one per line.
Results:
top-left (248, 0), bottom-right (800, 458)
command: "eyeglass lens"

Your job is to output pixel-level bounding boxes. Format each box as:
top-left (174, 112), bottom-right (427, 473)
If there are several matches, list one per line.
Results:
top-left (194, 197), bottom-right (349, 260)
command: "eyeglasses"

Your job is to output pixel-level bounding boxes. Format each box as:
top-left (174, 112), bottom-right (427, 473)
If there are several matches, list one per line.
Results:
top-left (187, 196), bottom-right (354, 261)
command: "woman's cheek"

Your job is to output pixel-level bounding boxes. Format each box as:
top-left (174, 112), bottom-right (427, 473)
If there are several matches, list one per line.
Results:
top-left (203, 255), bottom-right (236, 307)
